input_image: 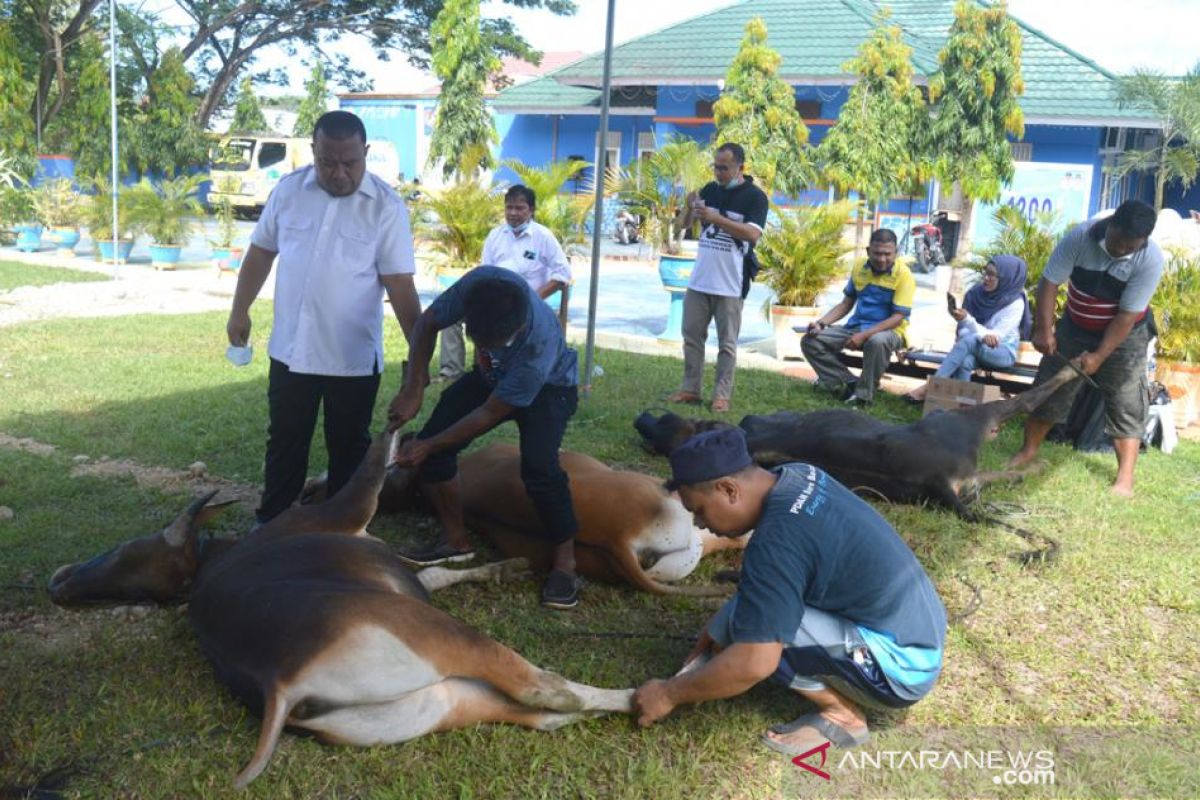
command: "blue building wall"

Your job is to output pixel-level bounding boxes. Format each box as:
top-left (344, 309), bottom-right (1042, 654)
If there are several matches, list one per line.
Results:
top-left (340, 97), bottom-right (430, 181)
top-left (495, 113), bottom-right (658, 187)
top-left (1164, 179), bottom-right (1200, 215)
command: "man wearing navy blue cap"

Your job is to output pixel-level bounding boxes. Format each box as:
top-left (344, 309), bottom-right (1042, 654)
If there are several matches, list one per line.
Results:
top-left (634, 427), bottom-right (946, 756)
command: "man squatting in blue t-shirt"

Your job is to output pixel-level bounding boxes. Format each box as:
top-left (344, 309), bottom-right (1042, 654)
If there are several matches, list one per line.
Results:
top-left (386, 266), bottom-right (584, 610)
top-left (634, 427), bottom-right (947, 756)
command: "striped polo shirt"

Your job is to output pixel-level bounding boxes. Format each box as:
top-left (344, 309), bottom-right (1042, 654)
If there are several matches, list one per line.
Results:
top-left (843, 260), bottom-right (917, 341)
top-left (1042, 221), bottom-right (1164, 334)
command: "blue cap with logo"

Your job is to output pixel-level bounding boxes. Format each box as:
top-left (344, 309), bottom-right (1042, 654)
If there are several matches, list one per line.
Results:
top-left (665, 427), bottom-right (755, 490)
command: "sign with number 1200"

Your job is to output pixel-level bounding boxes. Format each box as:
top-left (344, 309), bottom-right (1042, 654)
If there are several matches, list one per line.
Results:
top-left (971, 162), bottom-right (1093, 244)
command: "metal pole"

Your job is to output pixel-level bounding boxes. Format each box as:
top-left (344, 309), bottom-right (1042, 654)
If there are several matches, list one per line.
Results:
top-left (581, 0), bottom-right (616, 398)
top-left (109, 0), bottom-right (119, 277)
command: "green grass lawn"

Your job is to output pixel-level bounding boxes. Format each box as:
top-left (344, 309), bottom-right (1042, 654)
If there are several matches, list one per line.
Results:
top-left (0, 259), bottom-right (110, 292)
top-left (1, 310), bottom-right (1197, 798)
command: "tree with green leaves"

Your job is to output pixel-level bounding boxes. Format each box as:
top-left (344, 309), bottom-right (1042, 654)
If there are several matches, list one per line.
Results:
top-left (416, 146), bottom-right (503, 270)
top-left (231, 76), bottom-right (269, 133)
top-left (1113, 63), bottom-right (1200, 211)
top-left (712, 17), bottom-right (811, 198)
top-left (127, 48), bottom-right (208, 176)
top-left (57, 31), bottom-right (126, 178)
top-left (927, 0), bottom-right (1025, 204)
top-left (0, 21), bottom-right (36, 167)
top-left (294, 63), bottom-right (329, 137)
top-left (16, 1), bottom-right (573, 134)
top-left (427, 0), bottom-right (498, 178)
top-left (819, 12), bottom-right (929, 245)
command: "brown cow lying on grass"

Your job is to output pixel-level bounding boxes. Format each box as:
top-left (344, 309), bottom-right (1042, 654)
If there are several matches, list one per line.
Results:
top-left (305, 440), bottom-right (748, 595)
top-left (48, 431), bottom-right (634, 789)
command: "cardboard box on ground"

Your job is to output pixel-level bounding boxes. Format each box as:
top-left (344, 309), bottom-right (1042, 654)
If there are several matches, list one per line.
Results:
top-left (921, 376), bottom-right (1002, 417)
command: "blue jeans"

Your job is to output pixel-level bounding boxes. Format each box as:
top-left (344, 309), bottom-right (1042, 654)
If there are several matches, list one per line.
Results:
top-left (935, 332), bottom-right (1017, 381)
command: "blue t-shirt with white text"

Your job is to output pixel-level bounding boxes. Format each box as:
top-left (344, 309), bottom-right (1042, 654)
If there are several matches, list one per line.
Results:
top-left (731, 463), bottom-right (946, 697)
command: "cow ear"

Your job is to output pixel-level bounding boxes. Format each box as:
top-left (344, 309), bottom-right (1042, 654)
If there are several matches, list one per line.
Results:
top-left (194, 498), bottom-right (237, 528)
top-left (162, 490), bottom-right (223, 547)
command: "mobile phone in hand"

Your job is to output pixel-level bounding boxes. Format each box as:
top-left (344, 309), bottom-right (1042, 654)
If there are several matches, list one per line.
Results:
top-left (946, 292), bottom-right (957, 314)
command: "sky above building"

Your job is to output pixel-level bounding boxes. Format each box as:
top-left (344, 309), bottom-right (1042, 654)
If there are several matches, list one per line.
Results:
top-left (314, 0), bottom-right (1199, 95)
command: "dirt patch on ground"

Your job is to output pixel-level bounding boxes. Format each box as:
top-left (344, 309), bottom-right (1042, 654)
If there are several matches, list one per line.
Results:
top-left (70, 459), bottom-right (258, 507)
top-left (0, 433), bottom-right (57, 456)
top-left (0, 432), bottom-right (259, 508)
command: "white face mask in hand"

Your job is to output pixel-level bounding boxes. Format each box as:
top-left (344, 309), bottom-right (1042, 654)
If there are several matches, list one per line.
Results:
top-left (226, 345), bottom-right (253, 367)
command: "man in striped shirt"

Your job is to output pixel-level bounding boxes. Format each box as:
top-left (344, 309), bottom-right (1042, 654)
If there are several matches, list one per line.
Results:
top-left (1009, 200), bottom-right (1163, 496)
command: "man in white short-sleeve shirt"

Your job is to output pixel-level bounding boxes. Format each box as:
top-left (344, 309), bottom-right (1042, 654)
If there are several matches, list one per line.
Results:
top-left (226, 110), bottom-right (421, 524)
top-left (438, 184), bottom-right (571, 380)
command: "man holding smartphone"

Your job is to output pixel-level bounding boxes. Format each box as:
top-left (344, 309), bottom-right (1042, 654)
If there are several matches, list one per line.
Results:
top-left (666, 142), bottom-right (768, 414)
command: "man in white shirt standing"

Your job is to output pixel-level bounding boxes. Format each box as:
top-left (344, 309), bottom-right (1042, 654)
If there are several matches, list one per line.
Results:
top-left (439, 184), bottom-right (571, 380)
top-left (226, 110), bottom-right (421, 524)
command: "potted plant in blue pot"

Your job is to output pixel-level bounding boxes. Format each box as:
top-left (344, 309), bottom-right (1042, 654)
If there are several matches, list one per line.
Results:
top-left (33, 178), bottom-right (83, 254)
top-left (84, 179), bottom-right (139, 263)
top-left (130, 174), bottom-right (205, 270)
top-left (756, 200), bottom-right (855, 359)
top-left (607, 137), bottom-right (709, 340)
top-left (209, 178), bottom-right (244, 274)
top-left (0, 185), bottom-right (39, 251)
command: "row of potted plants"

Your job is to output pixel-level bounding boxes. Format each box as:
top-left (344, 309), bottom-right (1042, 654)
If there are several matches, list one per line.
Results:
top-left (0, 175), bottom-right (240, 271)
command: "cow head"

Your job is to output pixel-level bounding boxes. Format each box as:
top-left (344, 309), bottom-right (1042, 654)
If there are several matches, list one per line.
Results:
top-left (634, 411), bottom-right (734, 456)
top-left (48, 491), bottom-right (233, 607)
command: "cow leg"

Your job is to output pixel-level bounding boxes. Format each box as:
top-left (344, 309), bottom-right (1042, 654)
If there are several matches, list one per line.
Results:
top-left (415, 558), bottom-right (530, 593)
top-left (297, 678), bottom-right (598, 747)
top-left (928, 481), bottom-right (978, 521)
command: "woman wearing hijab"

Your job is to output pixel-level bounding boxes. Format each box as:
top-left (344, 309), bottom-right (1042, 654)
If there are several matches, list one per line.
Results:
top-left (904, 255), bottom-right (1032, 404)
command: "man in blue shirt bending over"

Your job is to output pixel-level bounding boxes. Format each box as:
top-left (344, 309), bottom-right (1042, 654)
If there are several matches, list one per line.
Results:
top-left (634, 427), bottom-right (946, 755)
top-left (387, 266), bottom-right (583, 609)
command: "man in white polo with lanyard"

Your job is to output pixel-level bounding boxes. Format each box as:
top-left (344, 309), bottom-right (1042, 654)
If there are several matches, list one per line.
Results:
top-left (226, 110), bottom-right (421, 524)
top-left (438, 184), bottom-right (571, 381)
top-left (667, 142), bottom-right (768, 414)
top-left (1009, 200), bottom-right (1163, 496)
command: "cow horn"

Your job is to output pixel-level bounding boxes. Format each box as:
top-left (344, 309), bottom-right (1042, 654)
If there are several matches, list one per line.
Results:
top-left (163, 490), bottom-right (222, 547)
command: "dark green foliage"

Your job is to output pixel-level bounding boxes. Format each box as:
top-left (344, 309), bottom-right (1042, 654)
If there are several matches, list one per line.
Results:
top-left (712, 17), bottom-right (812, 197)
top-left (427, 0), bottom-right (499, 178)
top-left (126, 48), bottom-right (208, 176)
top-left (820, 12), bottom-right (929, 209)
top-left (230, 77), bottom-right (269, 134)
top-left (293, 63), bottom-right (329, 138)
top-left (927, 0), bottom-right (1025, 203)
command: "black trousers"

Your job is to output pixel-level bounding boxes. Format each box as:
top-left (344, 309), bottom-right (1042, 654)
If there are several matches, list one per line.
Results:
top-left (417, 369), bottom-right (579, 544)
top-left (258, 358), bottom-right (381, 523)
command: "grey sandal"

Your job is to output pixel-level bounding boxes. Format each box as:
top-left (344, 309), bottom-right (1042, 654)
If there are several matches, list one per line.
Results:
top-left (761, 712), bottom-right (870, 756)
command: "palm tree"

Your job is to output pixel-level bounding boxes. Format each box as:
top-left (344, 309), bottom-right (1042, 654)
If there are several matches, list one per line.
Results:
top-left (605, 137), bottom-right (710, 255)
top-left (415, 147), bottom-right (503, 271)
top-left (1113, 63), bottom-right (1200, 211)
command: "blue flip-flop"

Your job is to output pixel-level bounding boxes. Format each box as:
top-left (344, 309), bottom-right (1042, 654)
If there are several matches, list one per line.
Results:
top-left (761, 712), bottom-right (870, 757)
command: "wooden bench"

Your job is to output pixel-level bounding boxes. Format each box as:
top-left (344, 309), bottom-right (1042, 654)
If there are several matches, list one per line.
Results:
top-left (793, 325), bottom-right (1041, 394)
top-left (828, 349), bottom-right (1039, 395)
